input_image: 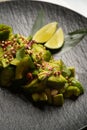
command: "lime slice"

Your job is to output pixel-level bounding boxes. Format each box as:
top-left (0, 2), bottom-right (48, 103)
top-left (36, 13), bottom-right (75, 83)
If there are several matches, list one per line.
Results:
top-left (44, 28), bottom-right (64, 49)
top-left (33, 22), bottom-right (58, 43)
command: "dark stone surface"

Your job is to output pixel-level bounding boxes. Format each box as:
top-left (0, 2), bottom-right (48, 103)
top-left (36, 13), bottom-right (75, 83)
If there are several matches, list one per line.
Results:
top-left (0, 0), bottom-right (87, 130)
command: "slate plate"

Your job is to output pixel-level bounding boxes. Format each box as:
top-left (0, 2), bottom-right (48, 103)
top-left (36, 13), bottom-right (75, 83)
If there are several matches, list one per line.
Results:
top-left (0, 0), bottom-right (87, 130)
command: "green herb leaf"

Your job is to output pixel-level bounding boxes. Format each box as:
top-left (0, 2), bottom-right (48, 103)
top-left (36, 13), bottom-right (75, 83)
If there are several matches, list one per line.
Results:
top-left (31, 10), bottom-right (45, 35)
top-left (16, 47), bottom-right (25, 60)
top-left (69, 29), bottom-right (87, 35)
top-left (58, 29), bottom-right (87, 55)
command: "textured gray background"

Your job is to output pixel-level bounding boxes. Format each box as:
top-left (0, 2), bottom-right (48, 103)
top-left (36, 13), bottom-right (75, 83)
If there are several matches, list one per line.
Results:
top-left (0, 0), bottom-right (87, 130)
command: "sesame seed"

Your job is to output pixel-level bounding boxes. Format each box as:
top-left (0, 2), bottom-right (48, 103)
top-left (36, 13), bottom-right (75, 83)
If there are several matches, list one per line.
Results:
top-left (46, 72), bottom-right (50, 77)
top-left (12, 50), bottom-right (16, 54)
top-left (4, 54), bottom-right (7, 58)
top-left (8, 58), bottom-right (13, 62)
top-left (13, 38), bottom-right (17, 42)
top-left (1, 43), bottom-right (4, 47)
top-left (36, 63), bottom-right (41, 67)
top-left (5, 41), bottom-right (8, 45)
top-left (28, 46), bottom-right (31, 49)
top-left (28, 50), bottom-right (33, 55)
top-left (3, 47), bottom-right (7, 51)
top-left (48, 67), bottom-right (53, 71)
top-left (9, 44), bottom-right (12, 47)
top-left (9, 54), bottom-right (13, 58)
top-left (7, 41), bottom-right (11, 44)
top-left (34, 62), bottom-right (37, 65)
top-left (25, 50), bottom-right (28, 54)
top-left (2, 41), bottom-right (5, 43)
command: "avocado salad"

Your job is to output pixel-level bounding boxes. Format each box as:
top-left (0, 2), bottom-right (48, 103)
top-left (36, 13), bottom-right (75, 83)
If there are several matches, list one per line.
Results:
top-left (0, 24), bottom-right (84, 106)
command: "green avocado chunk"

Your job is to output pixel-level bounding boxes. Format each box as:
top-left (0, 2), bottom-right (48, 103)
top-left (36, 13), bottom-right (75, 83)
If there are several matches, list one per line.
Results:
top-left (23, 79), bottom-right (46, 93)
top-left (64, 86), bottom-right (81, 98)
top-left (32, 93), bottom-right (40, 102)
top-left (52, 94), bottom-right (64, 106)
top-left (47, 75), bottom-right (67, 89)
top-left (15, 56), bottom-right (35, 79)
top-left (31, 43), bottom-right (52, 63)
top-left (32, 92), bottom-right (48, 102)
top-left (0, 66), bottom-right (15, 87)
top-left (38, 70), bottom-right (52, 80)
top-left (69, 77), bottom-right (84, 94)
top-left (68, 67), bottom-right (75, 77)
top-left (61, 62), bottom-right (71, 77)
top-left (0, 24), bottom-right (12, 40)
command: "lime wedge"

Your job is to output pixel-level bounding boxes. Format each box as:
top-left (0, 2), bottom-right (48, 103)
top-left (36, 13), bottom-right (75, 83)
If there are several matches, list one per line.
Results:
top-left (33, 22), bottom-right (58, 43)
top-left (44, 28), bottom-right (64, 49)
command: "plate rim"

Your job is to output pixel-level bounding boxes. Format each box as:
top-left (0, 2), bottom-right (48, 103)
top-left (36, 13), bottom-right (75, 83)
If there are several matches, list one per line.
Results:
top-left (0, 0), bottom-right (87, 19)
top-left (32, 0), bottom-right (87, 18)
